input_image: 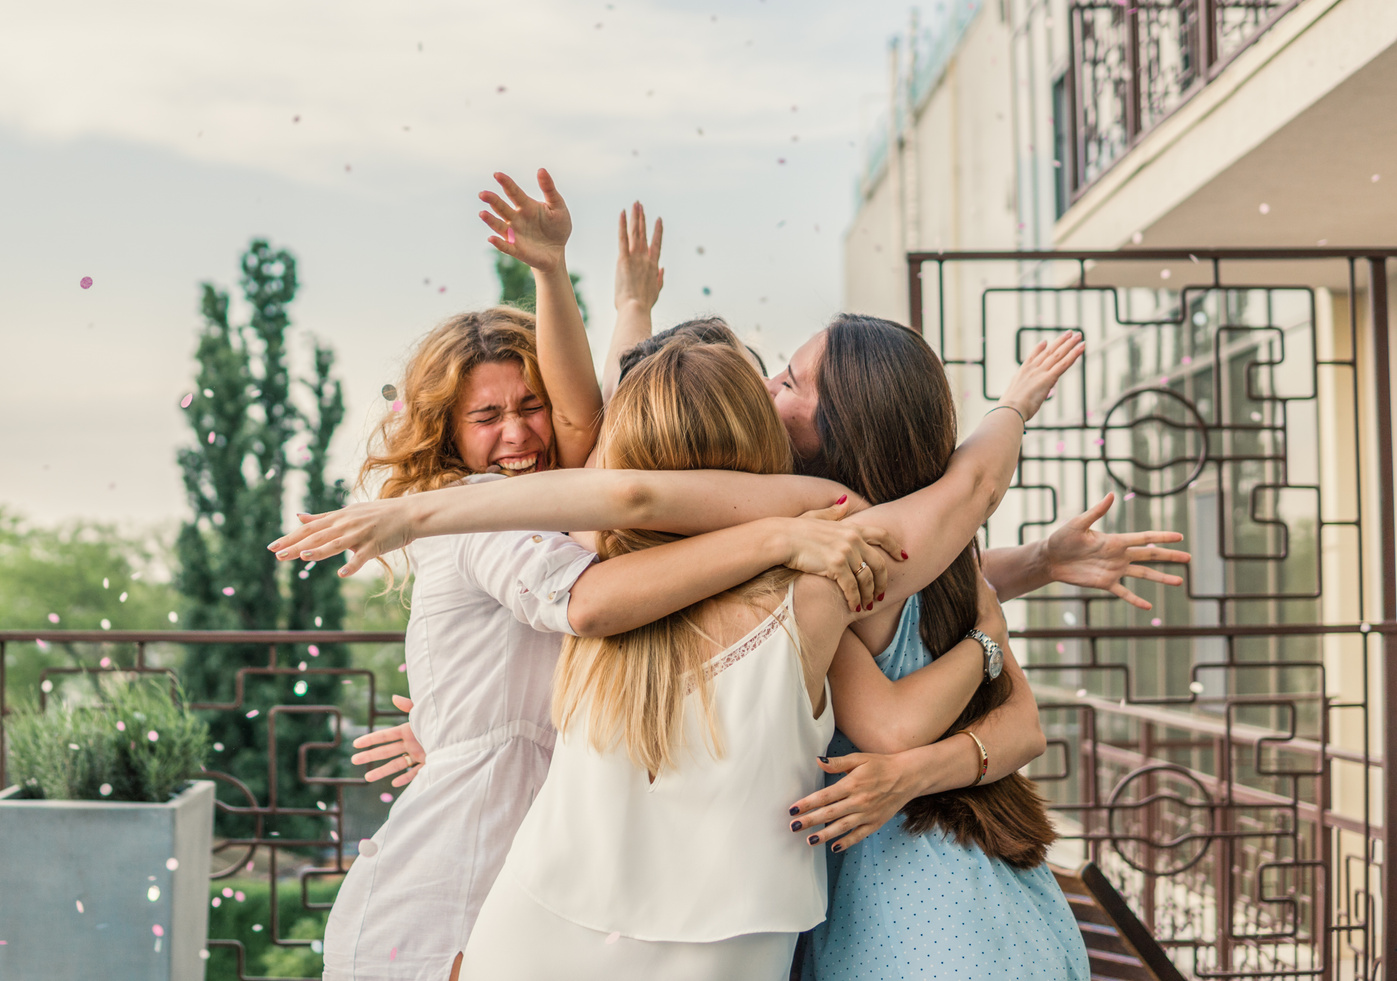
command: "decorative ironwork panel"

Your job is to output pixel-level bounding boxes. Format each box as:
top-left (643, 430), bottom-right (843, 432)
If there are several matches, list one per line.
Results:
top-left (908, 249), bottom-right (1396, 980)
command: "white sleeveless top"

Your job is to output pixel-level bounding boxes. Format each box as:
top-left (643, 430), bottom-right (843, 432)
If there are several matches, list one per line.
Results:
top-left (499, 584), bottom-right (836, 942)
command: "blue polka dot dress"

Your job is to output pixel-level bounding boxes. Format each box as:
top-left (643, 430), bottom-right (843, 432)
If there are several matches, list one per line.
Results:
top-left (804, 599), bottom-right (1090, 981)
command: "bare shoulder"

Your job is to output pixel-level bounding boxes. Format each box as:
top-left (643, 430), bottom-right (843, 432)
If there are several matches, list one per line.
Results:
top-left (791, 575), bottom-right (850, 652)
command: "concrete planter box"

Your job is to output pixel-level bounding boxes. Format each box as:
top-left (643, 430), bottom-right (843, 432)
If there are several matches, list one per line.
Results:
top-left (0, 779), bottom-right (215, 980)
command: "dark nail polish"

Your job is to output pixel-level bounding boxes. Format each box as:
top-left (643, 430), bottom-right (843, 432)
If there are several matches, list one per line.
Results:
top-left (831, 843), bottom-right (843, 853)
top-left (791, 820), bottom-right (802, 831)
top-left (877, 593), bottom-right (885, 602)
top-left (818, 756), bottom-right (829, 764)
top-left (789, 805), bottom-right (800, 816)
top-left (807, 834), bottom-right (819, 845)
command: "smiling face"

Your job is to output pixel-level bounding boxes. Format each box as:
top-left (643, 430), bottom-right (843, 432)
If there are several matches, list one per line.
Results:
top-left (764, 329), bottom-right (824, 461)
top-left (451, 359), bottom-right (554, 476)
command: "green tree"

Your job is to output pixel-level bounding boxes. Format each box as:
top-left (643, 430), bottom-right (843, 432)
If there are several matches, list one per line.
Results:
top-left (174, 239), bottom-right (349, 841)
top-left (493, 253), bottom-right (589, 326)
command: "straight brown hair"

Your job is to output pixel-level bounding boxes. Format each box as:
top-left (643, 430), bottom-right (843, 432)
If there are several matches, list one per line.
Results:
top-left (809, 314), bottom-right (1055, 869)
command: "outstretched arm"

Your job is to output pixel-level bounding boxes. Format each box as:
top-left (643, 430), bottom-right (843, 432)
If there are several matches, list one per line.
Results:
top-left (271, 469), bottom-right (856, 574)
top-left (480, 168), bottom-right (601, 469)
top-left (601, 202), bottom-right (664, 404)
top-left (980, 492), bottom-right (1190, 608)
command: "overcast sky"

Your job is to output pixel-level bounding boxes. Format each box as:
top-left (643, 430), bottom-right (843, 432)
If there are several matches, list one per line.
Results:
top-left (0, 0), bottom-right (916, 529)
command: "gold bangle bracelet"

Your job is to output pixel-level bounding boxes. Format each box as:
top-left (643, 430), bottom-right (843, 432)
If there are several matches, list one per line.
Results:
top-left (955, 729), bottom-right (989, 787)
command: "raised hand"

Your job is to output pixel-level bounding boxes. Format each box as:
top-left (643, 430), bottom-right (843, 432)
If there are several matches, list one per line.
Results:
top-left (998, 330), bottom-right (1085, 422)
top-left (351, 695), bottom-right (425, 787)
top-left (614, 201), bottom-right (664, 313)
top-left (267, 498), bottom-right (417, 576)
top-left (479, 168), bottom-right (572, 274)
top-left (1045, 492), bottom-right (1190, 610)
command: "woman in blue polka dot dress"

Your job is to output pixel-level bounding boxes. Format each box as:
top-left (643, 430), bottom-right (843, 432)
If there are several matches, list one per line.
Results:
top-left (772, 317), bottom-right (1179, 980)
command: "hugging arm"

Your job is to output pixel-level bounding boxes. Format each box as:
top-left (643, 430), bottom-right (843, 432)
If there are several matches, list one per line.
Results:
top-left (480, 169), bottom-right (601, 469)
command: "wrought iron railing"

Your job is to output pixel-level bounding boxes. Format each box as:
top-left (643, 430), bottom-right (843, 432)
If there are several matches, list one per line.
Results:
top-left (1067, 0), bottom-right (1300, 197)
top-left (908, 246), bottom-right (1396, 978)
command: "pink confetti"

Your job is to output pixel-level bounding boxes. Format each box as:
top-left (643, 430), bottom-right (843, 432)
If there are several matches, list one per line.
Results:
top-left (100, 657), bottom-right (111, 668)
top-left (1124, 492), bottom-right (1136, 500)
top-left (1181, 355), bottom-right (1193, 365)
top-left (76, 900), bottom-right (85, 913)
top-left (390, 947), bottom-right (398, 961)
top-left (116, 721), bottom-right (126, 731)
top-left (211, 897), bottom-right (221, 907)
top-left (1055, 440), bottom-right (1066, 453)
top-left (234, 891), bottom-right (245, 903)
top-left (152, 925), bottom-right (164, 937)
top-left (80, 276), bottom-right (93, 289)
top-left (180, 393), bottom-right (194, 408)
top-left (222, 586), bottom-right (235, 596)
top-left (47, 613), bottom-right (59, 624)
top-left (147, 730), bottom-right (159, 742)
top-left (506, 226), bottom-right (516, 244)
top-left (380, 792), bottom-right (393, 803)
top-left (605, 932), bottom-right (621, 945)
top-left (1151, 617), bottom-right (1162, 626)
top-left (777, 158), bottom-right (786, 165)
top-left (398, 663), bottom-right (407, 672)
top-left (1259, 202), bottom-right (1270, 214)
top-left (222, 887), bottom-right (233, 898)
top-left (308, 644), bottom-right (319, 657)
top-left (207, 431), bottom-right (216, 444)
top-left (246, 709), bottom-right (259, 719)
top-left (391, 400), bottom-right (404, 413)
top-left (1093, 438), bottom-right (1105, 446)
top-left (1056, 642), bottom-right (1066, 654)
top-left (437, 285), bottom-right (446, 293)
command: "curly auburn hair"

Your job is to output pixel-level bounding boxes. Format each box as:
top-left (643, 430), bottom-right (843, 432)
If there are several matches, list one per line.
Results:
top-left (357, 307), bottom-right (553, 500)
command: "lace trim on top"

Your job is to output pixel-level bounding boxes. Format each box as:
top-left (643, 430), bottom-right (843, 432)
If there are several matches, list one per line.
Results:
top-left (684, 603), bottom-right (793, 696)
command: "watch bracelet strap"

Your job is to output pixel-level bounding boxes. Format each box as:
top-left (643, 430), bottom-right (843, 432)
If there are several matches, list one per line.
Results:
top-left (955, 729), bottom-right (989, 787)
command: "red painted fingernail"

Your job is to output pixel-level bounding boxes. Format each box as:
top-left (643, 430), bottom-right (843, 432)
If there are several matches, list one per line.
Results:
top-left (901, 551), bottom-right (909, 560)
top-left (835, 495), bottom-right (847, 505)
top-left (877, 593), bottom-right (885, 602)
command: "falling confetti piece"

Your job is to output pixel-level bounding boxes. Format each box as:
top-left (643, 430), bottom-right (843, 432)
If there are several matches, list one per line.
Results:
top-left (1062, 611), bottom-right (1078, 626)
top-left (100, 656), bottom-right (111, 668)
top-left (606, 932), bottom-right (621, 945)
top-left (1055, 440), bottom-right (1066, 453)
top-left (392, 399), bottom-right (404, 412)
top-left (1160, 269), bottom-right (1171, 280)
top-left (299, 660), bottom-right (308, 671)
top-left (1056, 642), bottom-right (1066, 654)
top-left (777, 158), bottom-right (786, 165)
top-left (246, 709), bottom-right (259, 719)
top-left (211, 896), bottom-right (222, 907)
top-left (99, 783), bottom-right (112, 796)
top-left (80, 277), bottom-right (93, 289)
top-left (48, 613), bottom-right (59, 624)
top-left (1181, 355), bottom-right (1194, 364)
top-left (166, 858), bottom-right (179, 871)
top-left (116, 721), bottom-right (126, 731)
top-left (68, 742), bottom-right (80, 750)
top-left (1151, 618), bottom-right (1162, 626)
top-left (389, 946), bottom-right (399, 961)
top-left (1124, 491), bottom-right (1136, 500)
top-left (213, 742), bottom-right (223, 751)
top-left (234, 891), bottom-right (245, 903)
top-left (314, 616), bottom-right (323, 627)
top-left (1372, 174), bottom-right (1381, 183)
top-left (41, 680), bottom-right (54, 693)
top-left (76, 900), bottom-right (85, 913)
top-left (207, 432), bottom-right (216, 445)
top-left (222, 888), bottom-right (234, 898)
top-left (1189, 681), bottom-right (1205, 693)
top-left (381, 384), bottom-right (398, 401)
top-left (252, 924), bottom-right (263, 933)
top-left (222, 586), bottom-right (235, 596)
top-left (1131, 231), bottom-right (1143, 244)
top-left (168, 611), bottom-right (178, 623)
top-left (119, 592), bottom-right (127, 603)
top-left (101, 619), bottom-right (112, 630)
top-left (148, 730), bottom-right (159, 742)
top-left (153, 925), bottom-right (164, 937)
top-left (308, 644), bottom-right (320, 656)
top-left (36, 639), bottom-right (50, 651)
top-left (359, 839), bottom-right (380, 857)
top-left (380, 792), bottom-right (394, 804)
top-left (1075, 688), bottom-right (1088, 698)
top-left (148, 886), bottom-right (161, 902)
top-left (398, 663), bottom-right (407, 672)
top-left (1093, 438), bottom-right (1106, 446)
top-left (294, 680), bottom-right (308, 696)
top-left (1259, 202), bottom-right (1270, 214)
top-left (702, 287), bottom-right (711, 296)
top-left (311, 941), bottom-right (323, 954)
top-left (200, 950), bottom-right (210, 960)
top-left (496, 86), bottom-right (507, 93)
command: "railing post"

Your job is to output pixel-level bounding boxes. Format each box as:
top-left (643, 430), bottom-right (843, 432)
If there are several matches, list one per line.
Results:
top-left (909, 255), bottom-right (924, 334)
top-left (1371, 256), bottom-right (1396, 975)
top-left (1200, 0), bottom-right (1218, 71)
top-left (1124, 6), bottom-right (1142, 140)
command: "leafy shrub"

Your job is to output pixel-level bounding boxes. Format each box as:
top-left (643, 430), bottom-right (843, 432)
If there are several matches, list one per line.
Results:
top-left (6, 675), bottom-right (209, 802)
top-left (207, 876), bottom-right (340, 980)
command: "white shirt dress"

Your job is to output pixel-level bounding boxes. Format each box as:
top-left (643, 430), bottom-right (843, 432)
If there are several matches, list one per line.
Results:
top-left (322, 479), bottom-right (597, 981)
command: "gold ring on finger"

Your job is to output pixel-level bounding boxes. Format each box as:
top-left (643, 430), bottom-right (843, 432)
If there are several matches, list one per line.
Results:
top-left (856, 562), bottom-right (868, 574)
top-left (401, 753), bottom-right (414, 768)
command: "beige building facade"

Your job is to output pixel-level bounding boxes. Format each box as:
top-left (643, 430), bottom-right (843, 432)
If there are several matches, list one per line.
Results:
top-left (844, 2), bottom-right (1397, 978)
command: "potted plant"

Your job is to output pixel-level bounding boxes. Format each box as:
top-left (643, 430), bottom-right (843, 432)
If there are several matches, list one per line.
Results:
top-left (0, 676), bottom-right (215, 981)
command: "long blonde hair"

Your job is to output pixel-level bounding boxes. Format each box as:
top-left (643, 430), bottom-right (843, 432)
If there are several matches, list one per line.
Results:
top-left (357, 307), bottom-right (552, 500)
top-left (553, 337), bottom-right (796, 777)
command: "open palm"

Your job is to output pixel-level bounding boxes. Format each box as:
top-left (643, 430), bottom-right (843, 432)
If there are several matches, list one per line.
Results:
top-left (1046, 493), bottom-right (1191, 610)
top-left (479, 168), bottom-right (572, 273)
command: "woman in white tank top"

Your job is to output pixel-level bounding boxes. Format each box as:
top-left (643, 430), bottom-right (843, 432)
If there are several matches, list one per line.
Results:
top-left (444, 339), bottom-right (1043, 979)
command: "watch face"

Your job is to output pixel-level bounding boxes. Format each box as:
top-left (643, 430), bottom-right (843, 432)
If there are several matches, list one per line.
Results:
top-left (987, 648), bottom-right (1004, 681)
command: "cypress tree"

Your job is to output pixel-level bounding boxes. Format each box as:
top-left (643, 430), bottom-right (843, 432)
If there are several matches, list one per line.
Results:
top-left (174, 239), bottom-right (348, 840)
